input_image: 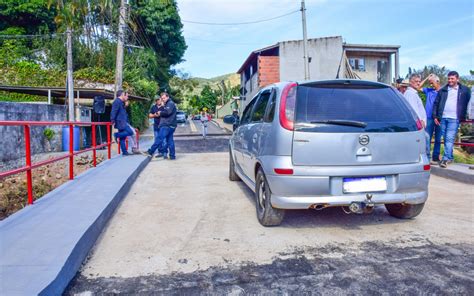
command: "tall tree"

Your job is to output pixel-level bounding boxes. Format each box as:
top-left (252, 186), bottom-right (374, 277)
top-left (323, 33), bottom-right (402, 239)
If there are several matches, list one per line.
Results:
top-left (0, 0), bottom-right (56, 34)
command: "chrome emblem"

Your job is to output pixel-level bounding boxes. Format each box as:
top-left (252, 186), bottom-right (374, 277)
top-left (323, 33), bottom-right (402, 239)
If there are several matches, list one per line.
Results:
top-left (359, 135), bottom-right (370, 145)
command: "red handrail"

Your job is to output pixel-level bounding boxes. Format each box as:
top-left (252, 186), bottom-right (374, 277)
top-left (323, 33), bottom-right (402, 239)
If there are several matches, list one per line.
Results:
top-left (0, 121), bottom-right (113, 205)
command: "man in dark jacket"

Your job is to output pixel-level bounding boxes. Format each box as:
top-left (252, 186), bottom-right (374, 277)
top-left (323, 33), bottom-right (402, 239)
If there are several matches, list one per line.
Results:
top-left (110, 90), bottom-right (134, 155)
top-left (145, 92), bottom-right (177, 159)
top-left (432, 71), bottom-right (472, 168)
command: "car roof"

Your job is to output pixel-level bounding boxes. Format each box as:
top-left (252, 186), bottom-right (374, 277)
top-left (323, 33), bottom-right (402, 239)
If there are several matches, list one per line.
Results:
top-left (265, 79), bottom-right (390, 90)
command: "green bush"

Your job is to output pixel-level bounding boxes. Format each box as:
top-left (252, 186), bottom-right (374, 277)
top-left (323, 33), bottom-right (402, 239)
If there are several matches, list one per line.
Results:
top-left (43, 128), bottom-right (55, 141)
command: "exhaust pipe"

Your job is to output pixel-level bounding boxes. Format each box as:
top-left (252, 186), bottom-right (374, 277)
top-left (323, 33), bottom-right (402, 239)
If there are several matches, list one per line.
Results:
top-left (309, 204), bottom-right (328, 211)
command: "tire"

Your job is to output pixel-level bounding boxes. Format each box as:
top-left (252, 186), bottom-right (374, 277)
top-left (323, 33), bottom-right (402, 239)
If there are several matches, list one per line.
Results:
top-left (229, 150), bottom-right (241, 181)
top-left (385, 203), bottom-right (425, 219)
top-left (255, 168), bottom-right (285, 226)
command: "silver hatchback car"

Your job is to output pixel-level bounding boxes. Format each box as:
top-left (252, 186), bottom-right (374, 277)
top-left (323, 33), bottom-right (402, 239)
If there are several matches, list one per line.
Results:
top-left (229, 80), bottom-right (430, 226)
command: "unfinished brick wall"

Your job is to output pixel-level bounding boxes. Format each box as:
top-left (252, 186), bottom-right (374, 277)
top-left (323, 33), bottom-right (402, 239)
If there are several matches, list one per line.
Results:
top-left (258, 56), bottom-right (280, 88)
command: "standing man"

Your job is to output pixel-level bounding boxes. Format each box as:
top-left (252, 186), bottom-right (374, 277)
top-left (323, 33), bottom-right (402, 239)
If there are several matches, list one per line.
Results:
top-left (422, 74), bottom-right (442, 164)
top-left (110, 90), bottom-right (133, 156)
top-left (145, 92), bottom-right (177, 159)
top-left (432, 71), bottom-right (472, 168)
top-left (404, 74), bottom-right (427, 128)
top-left (147, 96), bottom-right (166, 157)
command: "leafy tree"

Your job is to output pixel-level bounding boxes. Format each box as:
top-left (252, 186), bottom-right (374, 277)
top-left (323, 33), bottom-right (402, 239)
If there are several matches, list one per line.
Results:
top-left (0, 0), bottom-right (56, 34)
top-left (130, 0), bottom-right (187, 84)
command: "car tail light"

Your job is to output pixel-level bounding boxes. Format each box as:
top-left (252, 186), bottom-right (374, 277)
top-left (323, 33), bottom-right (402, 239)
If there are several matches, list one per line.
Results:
top-left (416, 119), bottom-right (423, 130)
top-left (274, 168), bottom-right (294, 175)
top-left (279, 82), bottom-right (297, 130)
top-left (423, 164), bottom-right (430, 171)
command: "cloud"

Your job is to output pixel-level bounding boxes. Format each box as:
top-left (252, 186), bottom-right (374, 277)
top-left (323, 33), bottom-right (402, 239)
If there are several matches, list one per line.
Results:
top-left (400, 41), bottom-right (474, 74)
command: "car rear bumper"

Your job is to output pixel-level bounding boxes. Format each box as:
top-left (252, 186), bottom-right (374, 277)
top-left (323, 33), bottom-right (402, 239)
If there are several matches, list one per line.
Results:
top-left (271, 191), bottom-right (428, 209)
top-left (266, 171), bottom-right (430, 209)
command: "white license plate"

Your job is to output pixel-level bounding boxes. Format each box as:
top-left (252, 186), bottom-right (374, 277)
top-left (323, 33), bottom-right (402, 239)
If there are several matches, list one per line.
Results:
top-left (343, 177), bottom-right (387, 193)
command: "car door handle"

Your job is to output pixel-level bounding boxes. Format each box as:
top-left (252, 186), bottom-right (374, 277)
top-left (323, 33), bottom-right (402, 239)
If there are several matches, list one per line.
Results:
top-left (252, 134), bottom-right (258, 143)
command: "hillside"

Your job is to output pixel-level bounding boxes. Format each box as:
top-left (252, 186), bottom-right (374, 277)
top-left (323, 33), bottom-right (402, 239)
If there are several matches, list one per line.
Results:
top-left (193, 73), bottom-right (240, 88)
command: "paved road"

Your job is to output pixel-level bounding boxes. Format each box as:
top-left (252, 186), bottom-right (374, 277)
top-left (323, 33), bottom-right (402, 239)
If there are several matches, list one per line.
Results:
top-left (66, 141), bottom-right (473, 294)
top-left (172, 119), bottom-right (229, 136)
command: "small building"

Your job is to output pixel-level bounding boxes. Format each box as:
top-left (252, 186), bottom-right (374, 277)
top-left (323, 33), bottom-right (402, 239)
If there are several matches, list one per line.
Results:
top-left (237, 36), bottom-right (400, 109)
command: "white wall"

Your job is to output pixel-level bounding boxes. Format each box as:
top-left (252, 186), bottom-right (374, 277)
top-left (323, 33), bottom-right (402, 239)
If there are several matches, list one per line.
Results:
top-left (279, 36), bottom-right (344, 81)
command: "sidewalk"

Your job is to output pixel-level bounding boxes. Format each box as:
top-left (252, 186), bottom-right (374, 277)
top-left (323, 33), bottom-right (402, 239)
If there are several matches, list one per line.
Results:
top-left (430, 162), bottom-right (474, 184)
top-left (212, 118), bottom-right (233, 133)
top-left (0, 142), bottom-right (152, 295)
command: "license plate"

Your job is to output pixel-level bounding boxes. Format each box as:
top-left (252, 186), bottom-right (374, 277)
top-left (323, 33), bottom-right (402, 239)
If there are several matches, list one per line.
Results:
top-left (343, 177), bottom-right (387, 193)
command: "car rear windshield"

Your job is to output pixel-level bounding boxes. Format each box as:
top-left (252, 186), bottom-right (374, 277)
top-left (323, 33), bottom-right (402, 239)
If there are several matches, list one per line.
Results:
top-left (294, 84), bottom-right (418, 133)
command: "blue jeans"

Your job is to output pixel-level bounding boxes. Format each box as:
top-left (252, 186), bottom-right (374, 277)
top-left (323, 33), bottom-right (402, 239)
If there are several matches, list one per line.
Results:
top-left (440, 118), bottom-right (460, 161)
top-left (149, 128), bottom-right (168, 155)
top-left (425, 118), bottom-right (442, 161)
top-left (158, 126), bottom-right (176, 158)
top-left (114, 125), bottom-right (134, 155)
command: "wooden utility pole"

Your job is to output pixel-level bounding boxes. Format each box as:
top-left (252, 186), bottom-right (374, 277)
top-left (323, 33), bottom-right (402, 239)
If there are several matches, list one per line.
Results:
top-left (66, 28), bottom-right (75, 121)
top-left (114, 0), bottom-right (127, 97)
top-left (301, 0), bottom-right (310, 80)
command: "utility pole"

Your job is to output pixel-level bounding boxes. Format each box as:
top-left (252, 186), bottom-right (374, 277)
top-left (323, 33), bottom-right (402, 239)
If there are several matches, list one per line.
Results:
top-left (301, 0), bottom-right (310, 80)
top-left (66, 28), bottom-right (75, 121)
top-left (115, 0), bottom-right (127, 97)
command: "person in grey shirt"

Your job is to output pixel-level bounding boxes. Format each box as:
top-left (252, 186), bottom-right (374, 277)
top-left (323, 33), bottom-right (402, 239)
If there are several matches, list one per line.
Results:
top-left (403, 74), bottom-right (427, 127)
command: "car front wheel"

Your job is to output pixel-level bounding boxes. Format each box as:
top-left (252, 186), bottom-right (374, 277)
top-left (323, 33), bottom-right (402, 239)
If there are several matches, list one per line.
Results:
top-left (255, 168), bottom-right (285, 226)
top-left (385, 203), bottom-right (425, 219)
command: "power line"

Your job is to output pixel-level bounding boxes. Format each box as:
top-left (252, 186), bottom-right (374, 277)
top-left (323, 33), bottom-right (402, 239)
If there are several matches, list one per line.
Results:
top-left (186, 37), bottom-right (264, 46)
top-left (182, 9), bottom-right (299, 26)
top-left (0, 33), bottom-right (66, 39)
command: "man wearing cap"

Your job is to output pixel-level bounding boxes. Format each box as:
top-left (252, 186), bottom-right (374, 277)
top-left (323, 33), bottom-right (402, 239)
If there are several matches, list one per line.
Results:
top-left (432, 71), bottom-right (472, 168)
top-left (147, 96), bottom-right (166, 157)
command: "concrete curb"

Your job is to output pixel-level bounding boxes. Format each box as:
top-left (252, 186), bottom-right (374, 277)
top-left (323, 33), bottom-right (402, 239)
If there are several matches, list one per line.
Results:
top-left (431, 164), bottom-right (474, 184)
top-left (212, 119), bottom-right (233, 133)
top-left (0, 155), bottom-right (151, 295)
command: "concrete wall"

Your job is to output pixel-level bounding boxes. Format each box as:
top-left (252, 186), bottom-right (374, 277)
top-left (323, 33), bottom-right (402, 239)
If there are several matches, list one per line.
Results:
top-left (0, 102), bottom-right (67, 168)
top-left (279, 36), bottom-right (344, 81)
top-left (346, 54), bottom-right (391, 83)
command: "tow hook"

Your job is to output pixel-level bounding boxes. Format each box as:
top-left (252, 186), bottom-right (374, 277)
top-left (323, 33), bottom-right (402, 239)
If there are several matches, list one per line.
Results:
top-left (345, 194), bottom-right (375, 214)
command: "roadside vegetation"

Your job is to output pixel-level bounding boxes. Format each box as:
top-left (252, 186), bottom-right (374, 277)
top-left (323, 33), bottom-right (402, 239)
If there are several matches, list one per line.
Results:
top-left (0, 0), bottom-right (186, 131)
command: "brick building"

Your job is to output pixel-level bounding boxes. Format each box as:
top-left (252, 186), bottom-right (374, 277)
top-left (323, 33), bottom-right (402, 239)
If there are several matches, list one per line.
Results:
top-left (237, 36), bottom-right (400, 110)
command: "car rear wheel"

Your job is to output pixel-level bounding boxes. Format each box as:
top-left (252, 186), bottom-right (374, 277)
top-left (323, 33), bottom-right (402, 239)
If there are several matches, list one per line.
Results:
top-left (255, 168), bottom-right (285, 226)
top-left (229, 150), bottom-right (241, 181)
top-left (385, 203), bottom-right (425, 219)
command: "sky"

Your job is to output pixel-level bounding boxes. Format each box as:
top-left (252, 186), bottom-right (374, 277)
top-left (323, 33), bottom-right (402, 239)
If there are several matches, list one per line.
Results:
top-left (175, 0), bottom-right (474, 79)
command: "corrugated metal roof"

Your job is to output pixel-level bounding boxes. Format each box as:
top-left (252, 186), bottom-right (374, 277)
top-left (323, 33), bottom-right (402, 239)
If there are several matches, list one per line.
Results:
top-left (0, 85), bottom-right (150, 102)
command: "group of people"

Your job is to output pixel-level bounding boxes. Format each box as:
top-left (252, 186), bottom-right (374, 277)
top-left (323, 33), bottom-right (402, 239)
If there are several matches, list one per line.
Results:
top-left (110, 90), bottom-right (177, 159)
top-left (399, 71), bottom-right (471, 168)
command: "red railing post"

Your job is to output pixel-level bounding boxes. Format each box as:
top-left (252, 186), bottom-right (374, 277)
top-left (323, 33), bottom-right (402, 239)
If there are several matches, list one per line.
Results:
top-left (69, 124), bottom-right (74, 180)
top-left (135, 128), bottom-right (139, 150)
top-left (107, 123), bottom-right (111, 159)
top-left (117, 138), bottom-right (121, 154)
top-left (125, 138), bottom-right (128, 151)
top-left (92, 124), bottom-right (97, 167)
top-left (24, 125), bottom-right (33, 205)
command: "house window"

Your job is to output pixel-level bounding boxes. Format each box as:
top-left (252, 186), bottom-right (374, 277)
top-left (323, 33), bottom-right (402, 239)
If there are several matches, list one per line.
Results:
top-left (349, 58), bottom-right (365, 71)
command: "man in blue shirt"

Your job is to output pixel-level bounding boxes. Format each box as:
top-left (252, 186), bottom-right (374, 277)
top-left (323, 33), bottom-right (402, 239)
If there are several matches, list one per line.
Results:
top-left (110, 90), bottom-right (134, 156)
top-left (147, 96), bottom-right (166, 157)
top-left (421, 74), bottom-right (442, 163)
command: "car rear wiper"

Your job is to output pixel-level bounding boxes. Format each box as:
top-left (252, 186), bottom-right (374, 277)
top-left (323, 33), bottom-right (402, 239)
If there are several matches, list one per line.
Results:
top-left (310, 120), bottom-right (367, 128)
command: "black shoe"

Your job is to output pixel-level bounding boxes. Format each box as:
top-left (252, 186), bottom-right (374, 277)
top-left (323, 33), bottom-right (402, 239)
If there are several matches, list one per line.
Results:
top-left (169, 156), bottom-right (176, 160)
top-left (155, 153), bottom-right (165, 158)
top-left (122, 152), bottom-right (130, 156)
top-left (142, 151), bottom-right (153, 157)
top-left (439, 160), bottom-right (448, 168)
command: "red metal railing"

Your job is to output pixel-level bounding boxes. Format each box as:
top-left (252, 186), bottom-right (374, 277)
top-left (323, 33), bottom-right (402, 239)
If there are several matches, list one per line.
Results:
top-left (0, 121), bottom-right (113, 205)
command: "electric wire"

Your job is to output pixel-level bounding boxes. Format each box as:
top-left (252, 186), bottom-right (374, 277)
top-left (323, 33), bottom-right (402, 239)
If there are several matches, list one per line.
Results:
top-left (182, 9), bottom-right (299, 25)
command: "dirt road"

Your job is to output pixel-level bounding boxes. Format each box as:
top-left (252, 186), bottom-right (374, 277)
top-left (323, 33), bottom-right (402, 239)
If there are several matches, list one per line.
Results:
top-left (67, 152), bottom-right (474, 294)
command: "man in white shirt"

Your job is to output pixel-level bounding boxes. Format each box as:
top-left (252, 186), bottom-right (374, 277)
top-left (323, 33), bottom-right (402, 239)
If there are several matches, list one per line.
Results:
top-left (432, 71), bottom-right (472, 168)
top-left (404, 74), bottom-right (427, 127)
